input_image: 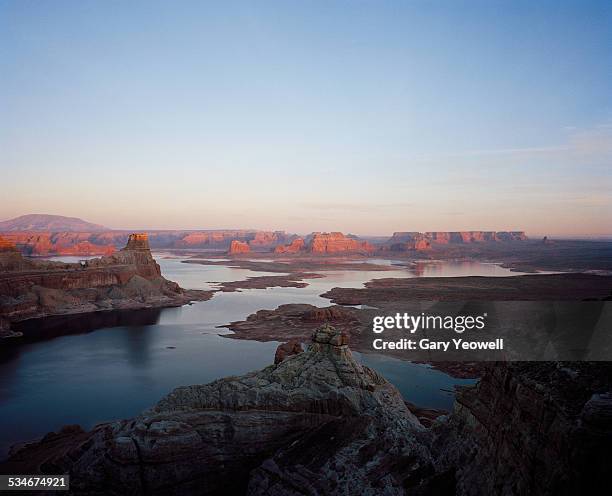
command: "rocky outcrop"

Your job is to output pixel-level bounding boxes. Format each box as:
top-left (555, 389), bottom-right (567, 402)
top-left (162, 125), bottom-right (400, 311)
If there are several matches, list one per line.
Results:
top-left (274, 233), bottom-right (374, 254)
top-left (431, 362), bottom-right (612, 495)
top-left (174, 231), bottom-right (292, 250)
top-left (228, 240), bottom-right (251, 255)
top-left (3, 324), bottom-right (611, 494)
top-left (383, 232), bottom-right (432, 252)
top-left (0, 232), bottom-right (117, 256)
top-left (308, 232), bottom-right (375, 253)
top-left (274, 340), bottom-right (304, 364)
top-left (2, 325), bottom-right (430, 495)
top-left (274, 238), bottom-right (305, 254)
top-left (248, 231), bottom-right (290, 250)
top-left (383, 231), bottom-right (528, 250)
top-left (0, 230), bottom-right (296, 256)
top-left (0, 233), bottom-right (211, 333)
top-left (424, 231), bottom-right (527, 243)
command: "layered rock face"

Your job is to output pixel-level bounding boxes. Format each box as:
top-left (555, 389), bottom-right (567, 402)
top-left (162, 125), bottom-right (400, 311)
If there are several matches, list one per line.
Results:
top-left (274, 238), bottom-right (305, 254)
top-left (2, 325), bottom-right (431, 495)
top-left (275, 232), bottom-right (374, 254)
top-left (383, 231), bottom-right (528, 251)
top-left (423, 231), bottom-right (527, 244)
top-left (0, 232), bottom-right (117, 256)
top-left (0, 233), bottom-right (209, 330)
top-left (248, 231), bottom-right (289, 249)
top-left (228, 240), bottom-right (251, 254)
top-left (0, 230), bottom-right (295, 256)
top-left (173, 230), bottom-right (292, 251)
top-left (308, 232), bottom-right (375, 253)
top-left (382, 232), bottom-right (432, 252)
top-left (431, 362), bottom-right (612, 495)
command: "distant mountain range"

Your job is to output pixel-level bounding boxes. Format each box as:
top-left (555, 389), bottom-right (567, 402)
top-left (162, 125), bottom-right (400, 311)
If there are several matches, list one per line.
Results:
top-left (0, 214), bottom-right (108, 232)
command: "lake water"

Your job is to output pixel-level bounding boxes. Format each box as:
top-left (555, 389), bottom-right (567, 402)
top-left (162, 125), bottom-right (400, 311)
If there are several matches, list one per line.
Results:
top-left (0, 256), bottom-right (516, 458)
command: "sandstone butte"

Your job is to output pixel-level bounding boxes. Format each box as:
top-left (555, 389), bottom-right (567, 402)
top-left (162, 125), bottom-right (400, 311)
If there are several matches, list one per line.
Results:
top-left (0, 233), bottom-right (210, 337)
top-left (275, 232), bottom-right (375, 254)
top-left (228, 239), bottom-right (251, 255)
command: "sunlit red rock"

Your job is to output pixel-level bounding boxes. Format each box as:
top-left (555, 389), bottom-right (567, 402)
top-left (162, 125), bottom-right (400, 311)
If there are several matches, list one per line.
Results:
top-left (307, 232), bottom-right (375, 253)
top-left (228, 240), bottom-right (250, 254)
top-left (274, 238), bottom-right (305, 254)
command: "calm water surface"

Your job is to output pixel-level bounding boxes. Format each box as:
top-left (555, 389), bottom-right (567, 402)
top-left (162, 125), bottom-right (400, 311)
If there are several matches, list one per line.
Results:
top-left (0, 257), bottom-right (511, 457)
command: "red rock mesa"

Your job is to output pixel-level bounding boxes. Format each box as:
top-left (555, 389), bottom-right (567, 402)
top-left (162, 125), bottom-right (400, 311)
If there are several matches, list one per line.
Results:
top-left (228, 240), bottom-right (251, 255)
top-left (275, 232), bottom-right (374, 254)
top-left (383, 231), bottom-right (527, 251)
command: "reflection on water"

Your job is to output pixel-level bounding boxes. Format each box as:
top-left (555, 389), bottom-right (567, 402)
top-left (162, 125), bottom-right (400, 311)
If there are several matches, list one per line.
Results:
top-left (0, 257), bottom-right (514, 458)
top-left (356, 352), bottom-right (476, 409)
top-left (410, 260), bottom-right (520, 277)
top-left (42, 255), bottom-right (100, 263)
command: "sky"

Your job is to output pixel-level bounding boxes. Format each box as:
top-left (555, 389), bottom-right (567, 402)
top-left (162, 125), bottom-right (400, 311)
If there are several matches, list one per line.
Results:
top-left (1, 0), bottom-right (611, 236)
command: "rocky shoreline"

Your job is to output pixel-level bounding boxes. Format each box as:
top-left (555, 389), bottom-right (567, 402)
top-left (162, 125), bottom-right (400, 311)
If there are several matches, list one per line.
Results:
top-left (0, 234), bottom-right (212, 340)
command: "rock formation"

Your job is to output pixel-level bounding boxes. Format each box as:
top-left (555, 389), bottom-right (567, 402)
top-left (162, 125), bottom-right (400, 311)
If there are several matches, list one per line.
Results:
top-left (431, 362), bottom-right (612, 495)
top-left (247, 231), bottom-right (290, 250)
top-left (274, 233), bottom-right (374, 254)
top-left (228, 240), bottom-right (251, 255)
top-left (273, 340), bottom-right (304, 364)
top-left (308, 232), bottom-right (375, 253)
top-left (0, 233), bottom-right (210, 336)
top-left (384, 231), bottom-right (527, 250)
top-left (382, 232), bottom-right (432, 252)
top-left (2, 325), bottom-right (432, 494)
top-left (2, 326), bottom-right (611, 494)
top-left (0, 232), bottom-right (117, 256)
top-left (274, 237), bottom-right (305, 254)
top-left (174, 231), bottom-right (293, 251)
top-left (0, 230), bottom-right (296, 257)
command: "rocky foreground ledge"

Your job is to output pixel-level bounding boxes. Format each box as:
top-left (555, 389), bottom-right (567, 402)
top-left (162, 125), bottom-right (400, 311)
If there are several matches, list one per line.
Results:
top-left (0, 233), bottom-right (212, 339)
top-left (2, 325), bottom-right (611, 495)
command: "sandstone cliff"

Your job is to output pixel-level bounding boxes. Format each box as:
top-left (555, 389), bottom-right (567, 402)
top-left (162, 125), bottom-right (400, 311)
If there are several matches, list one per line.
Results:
top-left (274, 238), bottom-right (305, 254)
top-left (382, 232), bottom-right (432, 252)
top-left (0, 232), bottom-right (117, 256)
top-left (0, 233), bottom-right (210, 336)
top-left (382, 231), bottom-right (528, 251)
top-left (1, 230), bottom-right (295, 256)
top-left (431, 362), bottom-right (612, 495)
top-left (274, 232), bottom-right (375, 254)
top-left (308, 232), bottom-right (375, 253)
top-left (228, 240), bottom-right (251, 255)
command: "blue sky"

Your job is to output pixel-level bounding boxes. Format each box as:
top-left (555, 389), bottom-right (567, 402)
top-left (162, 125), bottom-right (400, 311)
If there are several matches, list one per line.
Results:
top-left (1, 0), bottom-right (611, 235)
